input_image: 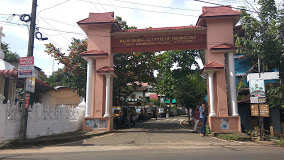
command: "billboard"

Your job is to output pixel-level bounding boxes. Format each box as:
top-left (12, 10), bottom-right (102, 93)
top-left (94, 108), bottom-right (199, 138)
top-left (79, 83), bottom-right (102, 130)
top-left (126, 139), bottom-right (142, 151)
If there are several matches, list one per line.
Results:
top-left (249, 79), bottom-right (266, 103)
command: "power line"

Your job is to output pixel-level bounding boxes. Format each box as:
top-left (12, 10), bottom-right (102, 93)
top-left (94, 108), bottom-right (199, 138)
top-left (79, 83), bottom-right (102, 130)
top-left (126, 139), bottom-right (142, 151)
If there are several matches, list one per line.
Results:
top-left (38, 16), bottom-right (78, 26)
top-left (37, 0), bottom-right (71, 15)
top-left (38, 16), bottom-right (113, 34)
top-left (0, 20), bottom-right (28, 26)
top-left (76, 0), bottom-right (199, 17)
top-left (41, 30), bottom-right (68, 53)
top-left (109, 0), bottom-right (121, 16)
top-left (88, 0), bottom-right (101, 12)
top-left (96, 0), bottom-right (107, 12)
top-left (113, 0), bottom-right (200, 11)
top-left (193, 0), bottom-right (258, 13)
top-left (39, 17), bottom-right (71, 43)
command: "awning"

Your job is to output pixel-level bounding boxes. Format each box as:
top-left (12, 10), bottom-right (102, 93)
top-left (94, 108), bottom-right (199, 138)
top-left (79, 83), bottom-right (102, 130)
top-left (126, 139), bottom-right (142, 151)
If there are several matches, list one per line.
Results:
top-left (0, 69), bottom-right (50, 88)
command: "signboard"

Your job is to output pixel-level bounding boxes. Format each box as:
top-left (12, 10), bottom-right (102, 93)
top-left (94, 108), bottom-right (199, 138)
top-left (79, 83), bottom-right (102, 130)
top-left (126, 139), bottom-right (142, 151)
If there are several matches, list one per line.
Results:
top-left (18, 56), bottom-right (34, 78)
top-left (150, 94), bottom-right (158, 101)
top-left (26, 77), bottom-right (35, 93)
top-left (220, 119), bottom-right (229, 130)
top-left (112, 34), bottom-right (206, 53)
top-left (249, 79), bottom-right (266, 103)
top-left (24, 93), bottom-right (30, 109)
top-left (251, 104), bottom-right (270, 117)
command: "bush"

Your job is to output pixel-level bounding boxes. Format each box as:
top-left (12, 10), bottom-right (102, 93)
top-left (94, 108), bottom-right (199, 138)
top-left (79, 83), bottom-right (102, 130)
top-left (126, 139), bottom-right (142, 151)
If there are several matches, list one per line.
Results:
top-left (206, 125), bottom-right (211, 135)
top-left (274, 138), bottom-right (284, 147)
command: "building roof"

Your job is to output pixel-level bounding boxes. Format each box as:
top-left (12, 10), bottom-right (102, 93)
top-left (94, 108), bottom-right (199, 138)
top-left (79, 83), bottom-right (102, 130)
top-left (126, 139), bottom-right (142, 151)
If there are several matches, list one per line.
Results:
top-left (35, 78), bottom-right (50, 88)
top-left (114, 25), bottom-right (204, 33)
top-left (202, 62), bottom-right (225, 73)
top-left (81, 50), bottom-right (108, 57)
top-left (204, 62), bottom-right (225, 68)
top-left (77, 12), bottom-right (116, 24)
top-left (211, 43), bottom-right (238, 52)
top-left (200, 6), bottom-right (240, 18)
top-left (197, 6), bottom-right (240, 26)
top-left (96, 66), bottom-right (115, 74)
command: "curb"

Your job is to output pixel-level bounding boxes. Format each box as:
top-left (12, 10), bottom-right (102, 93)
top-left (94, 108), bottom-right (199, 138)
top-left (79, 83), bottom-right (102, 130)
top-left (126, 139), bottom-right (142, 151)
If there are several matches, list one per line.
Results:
top-left (0, 131), bottom-right (111, 150)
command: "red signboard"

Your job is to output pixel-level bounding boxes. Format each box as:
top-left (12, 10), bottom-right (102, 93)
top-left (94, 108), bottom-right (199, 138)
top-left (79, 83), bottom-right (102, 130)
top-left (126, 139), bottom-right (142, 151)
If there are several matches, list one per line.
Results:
top-left (18, 57), bottom-right (34, 78)
top-left (112, 33), bottom-right (206, 53)
top-left (19, 56), bottom-right (34, 65)
top-left (150, 94), bottom-right (158, 101)
top-left (24, 93), bottom-right (30, 109)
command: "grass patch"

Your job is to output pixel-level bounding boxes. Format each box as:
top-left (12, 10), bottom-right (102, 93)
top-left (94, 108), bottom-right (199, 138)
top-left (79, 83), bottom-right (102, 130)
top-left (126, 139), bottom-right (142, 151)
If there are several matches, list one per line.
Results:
top-left (217, 134), bottom-right (242, 141)
top-left (273, 138), bottom-right (284, 147)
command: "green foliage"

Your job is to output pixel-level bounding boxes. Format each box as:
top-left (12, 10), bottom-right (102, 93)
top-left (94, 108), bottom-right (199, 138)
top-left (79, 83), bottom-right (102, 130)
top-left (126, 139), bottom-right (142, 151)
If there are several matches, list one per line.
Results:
top-left (155, 50), bottom-right (206, 109)
top-left (45, 38), bottom-right (87, 97)
top-left (115, 16), bottom-right (137, 30)
top-left (174, 73), bottom-right (207, 109)
top-left (274, 137), bottom-right (284, 147)
top-left (266, 83), bottom-right (284, 109)
top-left (113, 52), bottom-right (158, 105)
top-left (206, 125), bottom-right (211, 135)
top-left (47, 69), bottom-right (69, 87)
top-left (1, 42), bottom-right (19, 62)
top-left (235, 0), bottom-right (284, 81)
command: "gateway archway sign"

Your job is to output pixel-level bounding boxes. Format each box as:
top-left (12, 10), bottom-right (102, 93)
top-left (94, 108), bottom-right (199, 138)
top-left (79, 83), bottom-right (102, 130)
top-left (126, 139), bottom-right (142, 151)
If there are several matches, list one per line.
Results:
top-left (78, 6), bottom-right (241, 132)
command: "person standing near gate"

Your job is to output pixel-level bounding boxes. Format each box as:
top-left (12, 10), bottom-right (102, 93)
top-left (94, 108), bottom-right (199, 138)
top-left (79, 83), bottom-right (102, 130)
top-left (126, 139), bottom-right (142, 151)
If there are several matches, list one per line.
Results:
top-left (199, 102), bottom-right (208, 137)
top-left (193, 106), bottom-right (200, 132)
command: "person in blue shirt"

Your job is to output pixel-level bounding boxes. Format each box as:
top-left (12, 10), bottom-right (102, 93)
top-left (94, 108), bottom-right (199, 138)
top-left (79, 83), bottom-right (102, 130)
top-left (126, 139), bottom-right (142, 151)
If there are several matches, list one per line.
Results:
top-left (199, 102), bottom-right (208, 136)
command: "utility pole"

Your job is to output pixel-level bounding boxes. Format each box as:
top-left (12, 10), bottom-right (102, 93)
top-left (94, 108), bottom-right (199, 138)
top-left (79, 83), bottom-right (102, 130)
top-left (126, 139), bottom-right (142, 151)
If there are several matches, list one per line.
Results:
top-left (19, 0), bottom-right (37, 141)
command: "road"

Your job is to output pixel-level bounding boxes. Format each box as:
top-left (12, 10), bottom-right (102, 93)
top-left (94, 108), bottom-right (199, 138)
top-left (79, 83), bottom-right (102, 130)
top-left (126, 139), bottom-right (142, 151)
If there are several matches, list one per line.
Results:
top-left (0, 116), bottom-right (283, 160)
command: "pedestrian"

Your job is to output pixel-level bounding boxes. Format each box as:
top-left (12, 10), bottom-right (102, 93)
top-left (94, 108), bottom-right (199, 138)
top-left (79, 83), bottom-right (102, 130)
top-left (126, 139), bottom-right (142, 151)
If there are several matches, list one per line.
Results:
top-left (193, 106), bottom-right (200, 132)
top-left (153, 108), bottom-right (157, 120)
top-left (199, 102), bottom-right (208, 137)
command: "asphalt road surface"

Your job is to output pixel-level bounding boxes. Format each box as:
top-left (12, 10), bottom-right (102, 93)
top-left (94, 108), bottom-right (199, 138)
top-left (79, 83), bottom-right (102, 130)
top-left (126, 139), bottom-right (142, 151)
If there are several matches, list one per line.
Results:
top-left (0, 116), bottom-right (283, 160)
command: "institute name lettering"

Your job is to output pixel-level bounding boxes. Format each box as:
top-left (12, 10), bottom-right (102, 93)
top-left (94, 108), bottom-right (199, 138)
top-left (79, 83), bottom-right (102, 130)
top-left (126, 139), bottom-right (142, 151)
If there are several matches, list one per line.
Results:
top-left (118, 35), bottom-right (198, 47)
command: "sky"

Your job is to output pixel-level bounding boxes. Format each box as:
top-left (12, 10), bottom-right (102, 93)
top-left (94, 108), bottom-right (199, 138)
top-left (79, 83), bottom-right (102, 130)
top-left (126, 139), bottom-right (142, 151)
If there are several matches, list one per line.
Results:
top-left (0, 0), bottom-right (271, 76)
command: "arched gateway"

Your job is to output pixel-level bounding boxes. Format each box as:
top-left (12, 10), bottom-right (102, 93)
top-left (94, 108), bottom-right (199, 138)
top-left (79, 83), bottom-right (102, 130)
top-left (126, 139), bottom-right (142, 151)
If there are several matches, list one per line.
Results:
top-left (78, 6), bottom-right (241, 132)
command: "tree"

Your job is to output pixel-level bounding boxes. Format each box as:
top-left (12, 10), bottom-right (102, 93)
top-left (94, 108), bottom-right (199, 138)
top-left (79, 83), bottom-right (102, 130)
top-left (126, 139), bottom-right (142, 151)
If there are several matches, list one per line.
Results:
top-left (174, 73), bottom-right (207, 110)
top-left (155, 50), bottom-right (206, 110)
top-left (46, 68), bottom-right (69, 87)
top-left (115, 16), bottom-right (137, 30)
top-left (1, 42), bottom-right (19, 62)
top-left (236, 0), bottom-right (283, 81)
top-left (45, 38), bottom-right (87, 97)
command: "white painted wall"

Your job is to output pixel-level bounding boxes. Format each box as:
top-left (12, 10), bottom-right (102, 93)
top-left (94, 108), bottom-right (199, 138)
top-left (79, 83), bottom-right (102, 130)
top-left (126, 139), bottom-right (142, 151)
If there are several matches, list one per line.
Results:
top-left (0, 95), bottom-right (85, 141)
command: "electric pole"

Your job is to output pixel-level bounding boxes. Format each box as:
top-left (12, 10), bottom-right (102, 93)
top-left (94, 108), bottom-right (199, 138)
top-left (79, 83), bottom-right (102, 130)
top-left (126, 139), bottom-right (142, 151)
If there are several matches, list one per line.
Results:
top-left (19, 0), bottom-right (37, 141)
